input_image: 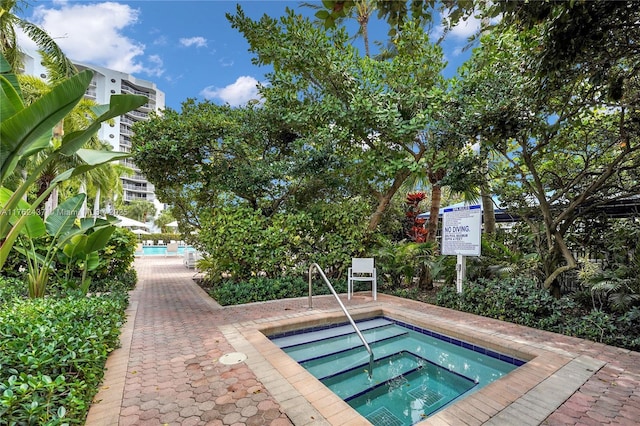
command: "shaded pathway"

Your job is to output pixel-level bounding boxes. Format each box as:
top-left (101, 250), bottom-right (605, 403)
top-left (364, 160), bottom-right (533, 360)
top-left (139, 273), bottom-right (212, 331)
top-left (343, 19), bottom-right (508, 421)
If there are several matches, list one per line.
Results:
top-left (88, 257), bottom-right (294, 425)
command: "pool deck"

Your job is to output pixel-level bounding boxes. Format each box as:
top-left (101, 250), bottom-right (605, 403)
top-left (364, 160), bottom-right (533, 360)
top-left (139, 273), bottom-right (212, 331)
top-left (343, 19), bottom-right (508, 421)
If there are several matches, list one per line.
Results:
top-left (85, 256), bottom-right (640, 425)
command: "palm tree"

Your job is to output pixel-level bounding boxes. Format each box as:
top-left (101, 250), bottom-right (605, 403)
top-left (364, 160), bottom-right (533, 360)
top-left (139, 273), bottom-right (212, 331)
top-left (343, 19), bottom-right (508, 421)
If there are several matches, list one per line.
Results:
top-left (0, 0), bottom-right (75, 77)
top-left (353, 0), bottom-right (376, 58)
top-left (83, 141), bottom-right (128, 218)
top-left (305, 0), bottom-right (376, 57)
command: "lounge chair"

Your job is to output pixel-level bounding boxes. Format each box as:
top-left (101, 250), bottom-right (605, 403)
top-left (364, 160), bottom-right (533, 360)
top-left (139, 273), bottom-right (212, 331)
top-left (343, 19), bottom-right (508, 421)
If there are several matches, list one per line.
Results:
top-left (166, 242), bottom-right (179, 257)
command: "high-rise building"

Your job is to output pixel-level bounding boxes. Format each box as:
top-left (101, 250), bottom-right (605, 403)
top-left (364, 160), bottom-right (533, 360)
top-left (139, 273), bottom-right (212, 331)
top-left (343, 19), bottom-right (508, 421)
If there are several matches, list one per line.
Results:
top-left (20, 50), bottom-right (166, 214)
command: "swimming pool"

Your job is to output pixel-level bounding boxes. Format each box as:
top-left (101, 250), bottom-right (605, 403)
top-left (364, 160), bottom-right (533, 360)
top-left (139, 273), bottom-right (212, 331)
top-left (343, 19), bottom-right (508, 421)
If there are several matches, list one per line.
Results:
top-left (269, 317), bottom-right (524, 425)
top-left (136, 245), bottom-right (194, 256)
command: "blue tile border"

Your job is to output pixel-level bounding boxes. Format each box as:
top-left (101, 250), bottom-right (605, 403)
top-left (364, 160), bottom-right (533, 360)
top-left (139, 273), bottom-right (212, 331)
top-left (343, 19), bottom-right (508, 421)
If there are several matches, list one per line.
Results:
top-left (268, 315), bottom-right (526, 367)
top-left (386, 316), bottom-right (526, 367)
top-left (268, 320), bottom-right (348, 339)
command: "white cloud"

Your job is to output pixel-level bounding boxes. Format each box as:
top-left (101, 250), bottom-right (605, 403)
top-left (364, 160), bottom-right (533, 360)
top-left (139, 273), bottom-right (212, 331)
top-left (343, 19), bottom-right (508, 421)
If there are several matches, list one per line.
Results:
top-left (146, 55), bottom-right (164, 77)
top-left (200, 76), bottom-right (262, 107)
top-left (448, 15), bottom-right (482, 39)
top-left (219, 58), bottom-right (234, 67)
top-left (153, 35), bottom-right (169, 46)
top-left (432, 10), bottom-right (482, 41)
top-left (179, 36), bottom-right (207, 48)
top-left (22, 1), bottom-right (164, 77)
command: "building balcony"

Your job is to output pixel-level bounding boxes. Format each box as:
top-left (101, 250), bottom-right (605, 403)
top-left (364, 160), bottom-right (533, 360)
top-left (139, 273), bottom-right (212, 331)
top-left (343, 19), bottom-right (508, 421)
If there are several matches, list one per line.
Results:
top-left (123, 183), bottom-right (149, 191)
top-left (120, 159), bottom-right (140, 171)
top-left (124, 191), bottom-right (155, 202)
top-left (120, 84), bottom-right (154, 100)
top-left (125, 110), bottom-right (149, 120)
top-left (124, 173), bottom-right (148, 182)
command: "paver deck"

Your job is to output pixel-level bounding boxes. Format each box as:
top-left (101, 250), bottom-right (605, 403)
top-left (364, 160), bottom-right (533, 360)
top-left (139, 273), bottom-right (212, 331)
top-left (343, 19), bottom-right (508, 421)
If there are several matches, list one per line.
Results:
top-left (86, 256), bottom-right (640, 425)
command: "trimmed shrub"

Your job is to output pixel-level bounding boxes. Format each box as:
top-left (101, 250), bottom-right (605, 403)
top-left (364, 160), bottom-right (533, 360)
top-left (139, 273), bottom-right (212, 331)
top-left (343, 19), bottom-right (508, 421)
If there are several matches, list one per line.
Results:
top-left (90, 268), bottom-right (137, 293)
top-left (436, 277), bottom-right (555, 327)
top-left (436, 277), bottom-right (640, 351)
top-left (0, 277), bottom-right (26, 307)
top-left (91, 228), bottom-right (138, 281)
top-left (0, 292), bottom-right (128, 423)
top-left (209, 276), bottom-right (347, 306)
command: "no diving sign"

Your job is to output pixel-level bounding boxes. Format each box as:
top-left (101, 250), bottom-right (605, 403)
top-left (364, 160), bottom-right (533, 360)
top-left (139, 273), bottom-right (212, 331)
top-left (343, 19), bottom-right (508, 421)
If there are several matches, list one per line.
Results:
top-left (441, 205), bottom-right (482, 256)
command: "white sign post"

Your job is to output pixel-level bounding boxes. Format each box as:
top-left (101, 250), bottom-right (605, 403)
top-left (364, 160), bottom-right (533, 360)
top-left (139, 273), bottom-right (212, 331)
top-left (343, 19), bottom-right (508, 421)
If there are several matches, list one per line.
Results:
top-left (441, 204), bottom-right (482, 293)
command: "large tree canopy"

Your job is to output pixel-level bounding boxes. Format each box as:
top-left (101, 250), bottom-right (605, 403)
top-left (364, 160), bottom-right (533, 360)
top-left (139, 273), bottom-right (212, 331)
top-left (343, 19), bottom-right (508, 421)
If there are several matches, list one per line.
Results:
top-left (228, 7), bottom-right (466, 237)
top-left (132, 99), bottom-right (372, 279)
top-left (454, 27), bottom-right (640, 291)
top-left (132, 100), bottom-right (328, 227)
top-left (132, 7), bottom-right (475, 280)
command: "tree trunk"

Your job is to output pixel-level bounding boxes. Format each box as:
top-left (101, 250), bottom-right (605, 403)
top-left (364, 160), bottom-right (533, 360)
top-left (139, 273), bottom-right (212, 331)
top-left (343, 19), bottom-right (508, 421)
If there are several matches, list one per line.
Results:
top-left (44, 187), bottom-right (58, 218)
top-left (78, 181), bottom-right (87, 218)
top-left (357, 12), bottom-right (370, 58)
top-left (542, 230), bottom-right (578, 292)
top-left (367, 169), bottom-right (411, 232)
top-left (481, 186), bottom-right (495, 235)
top-left (480, 141), bottom-right (495, 234)
top-left (426, 168), bottom-right (446, 242)
top-left (93, 187), bottom-right (101, 218)
top-left (426, 184), bottom-right (441, 242)
top-left (417, 263), bottom-right (433, 291)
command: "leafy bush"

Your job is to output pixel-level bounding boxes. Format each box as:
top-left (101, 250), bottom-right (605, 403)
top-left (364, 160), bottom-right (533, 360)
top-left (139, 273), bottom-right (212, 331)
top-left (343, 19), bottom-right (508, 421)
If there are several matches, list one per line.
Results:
top-left (209, 276), bottom-right (347, 306)
top-left (46, 227), bottom-right (138, 295)
top-left (90, 268), bottom-right (137, 293)
top-left (0, 276), bottom-right (26, 306)
top-left (373, 239), bottom-right (438, 289)
top-left (436, 277), bottom-right (640, 351)
top-left (90, 227), bottom-right (138, 282)
top-left (0, 292), bottom-right (128, 423)
top-left (197, 200), bottom-right (369, 283)
top-left (437, 277), bottom-right (556, 327)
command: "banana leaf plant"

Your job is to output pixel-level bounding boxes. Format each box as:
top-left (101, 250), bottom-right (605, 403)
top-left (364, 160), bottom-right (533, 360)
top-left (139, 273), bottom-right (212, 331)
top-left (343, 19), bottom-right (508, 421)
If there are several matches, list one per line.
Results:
top-left (57, 223), bottom-right (116, 293)
top-left (0, 52), bottom-right (147, 270)
top-left (12, 193), bottom-right (117, 297)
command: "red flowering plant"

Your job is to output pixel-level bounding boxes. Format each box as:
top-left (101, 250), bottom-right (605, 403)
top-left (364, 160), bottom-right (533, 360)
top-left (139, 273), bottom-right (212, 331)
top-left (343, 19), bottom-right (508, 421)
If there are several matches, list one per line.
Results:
top-left (405, 192), bottom-right (428, 243)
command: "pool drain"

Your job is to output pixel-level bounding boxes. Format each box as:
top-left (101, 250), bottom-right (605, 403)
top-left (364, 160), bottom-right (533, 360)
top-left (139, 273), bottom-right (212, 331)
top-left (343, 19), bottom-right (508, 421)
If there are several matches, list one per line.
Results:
top-left (219, 352), bottom-right (247, 365)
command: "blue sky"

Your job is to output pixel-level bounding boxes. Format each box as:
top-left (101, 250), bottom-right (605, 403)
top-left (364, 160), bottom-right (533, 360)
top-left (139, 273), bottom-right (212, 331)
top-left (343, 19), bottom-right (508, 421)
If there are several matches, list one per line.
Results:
top-left (18, 1), bottom-right (481, 110)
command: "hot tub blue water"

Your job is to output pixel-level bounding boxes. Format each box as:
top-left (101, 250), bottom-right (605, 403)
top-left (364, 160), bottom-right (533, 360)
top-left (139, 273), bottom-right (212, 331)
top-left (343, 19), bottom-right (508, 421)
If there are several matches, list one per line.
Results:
top-left (269, 317), bottom-right (524, 425)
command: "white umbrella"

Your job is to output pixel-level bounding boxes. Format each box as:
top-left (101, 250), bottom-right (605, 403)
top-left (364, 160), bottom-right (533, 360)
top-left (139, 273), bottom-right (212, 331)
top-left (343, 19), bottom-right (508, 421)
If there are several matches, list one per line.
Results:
top-left (131, 229), bottom-right (150, 235)
top-left (166, 220), bottom-right (179, 228)
top-left (115, 215), bottom-right (150, 230)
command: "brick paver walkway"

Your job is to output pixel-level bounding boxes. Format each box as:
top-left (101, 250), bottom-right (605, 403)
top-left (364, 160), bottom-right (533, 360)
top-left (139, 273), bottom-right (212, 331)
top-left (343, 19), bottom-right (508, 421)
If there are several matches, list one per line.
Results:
top-left (86, 256), bottom-right (640, 425)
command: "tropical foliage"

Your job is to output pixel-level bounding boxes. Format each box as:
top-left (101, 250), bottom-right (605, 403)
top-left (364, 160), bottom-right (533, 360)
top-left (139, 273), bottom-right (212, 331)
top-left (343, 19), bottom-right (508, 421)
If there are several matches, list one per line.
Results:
top-left (0, 290), bottom-right (129, 423)
top-left (437, 277), bottom-right (640, 351)
top-left (11, 193), bottom-right (117, 297)
top-left (131, 1), bottom-right (640, 351)
top-left (0, 0), bottom-right (76, 77)
top-left (0, 52), bottom-right (146, 289)
top-left (120, 200), bottom-right (156, 223)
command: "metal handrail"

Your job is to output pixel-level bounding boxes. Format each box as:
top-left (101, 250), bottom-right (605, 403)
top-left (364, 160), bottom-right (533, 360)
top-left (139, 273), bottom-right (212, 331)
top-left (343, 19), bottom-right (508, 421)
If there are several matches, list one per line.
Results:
top-left (308, 263), bottom-right (374, 379)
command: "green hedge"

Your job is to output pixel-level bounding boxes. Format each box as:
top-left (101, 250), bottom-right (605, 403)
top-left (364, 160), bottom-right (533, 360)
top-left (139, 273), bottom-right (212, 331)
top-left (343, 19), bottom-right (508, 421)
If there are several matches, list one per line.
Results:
top-left (0, 292), bottom-right (128, 424)
top-left (436, 277), bottom-right (640, 351)
top-left (89, 268), bottom-right (137, 293)
top-left (91, 228), bottom-right (138, 282)
top-left (209, 276), bottom-right (349, 306)
top-left (0, 277), bottom-right (27, 307)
